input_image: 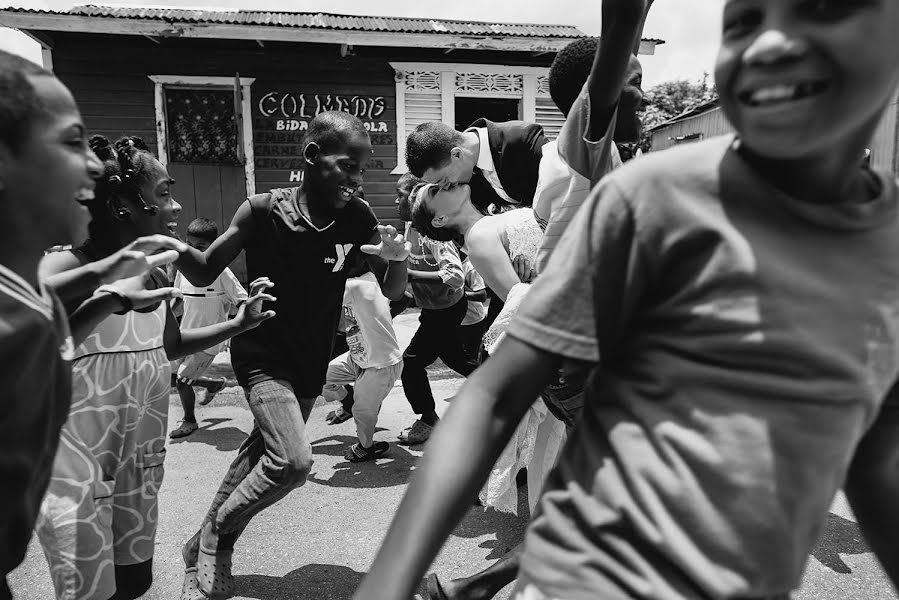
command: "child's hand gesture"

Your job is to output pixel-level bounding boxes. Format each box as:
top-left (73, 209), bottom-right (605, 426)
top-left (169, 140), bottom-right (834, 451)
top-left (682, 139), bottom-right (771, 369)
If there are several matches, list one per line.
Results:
top-left (235, 277), bottom-right (277, 330)
top-left (98, 235), bottom-right (188, 284)
top-left (361, 225), bottom-right (411, 262)
top-left (98, 271), bottom-right (182, 314)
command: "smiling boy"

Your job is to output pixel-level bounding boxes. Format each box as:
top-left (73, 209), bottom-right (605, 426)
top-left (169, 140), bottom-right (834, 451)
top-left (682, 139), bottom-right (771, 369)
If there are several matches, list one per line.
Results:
top-left (174, 110), bottom-right (408, 599)
top-left (354, 2), bottom-right (899, 599)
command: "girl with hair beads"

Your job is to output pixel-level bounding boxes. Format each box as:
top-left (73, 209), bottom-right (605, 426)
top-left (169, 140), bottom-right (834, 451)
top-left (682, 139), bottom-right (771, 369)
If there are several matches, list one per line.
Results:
top-left (36, 135), bottom-right (274, 600)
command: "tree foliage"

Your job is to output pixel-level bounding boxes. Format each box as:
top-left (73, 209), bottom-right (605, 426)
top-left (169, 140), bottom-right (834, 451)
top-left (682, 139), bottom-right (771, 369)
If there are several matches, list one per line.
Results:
top-left (638, 73), bottom-right (718, 149)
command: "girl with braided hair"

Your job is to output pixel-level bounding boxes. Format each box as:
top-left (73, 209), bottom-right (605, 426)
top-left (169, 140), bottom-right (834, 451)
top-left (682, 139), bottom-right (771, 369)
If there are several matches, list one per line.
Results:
top-left (36, 135), bottom-right (276, 600)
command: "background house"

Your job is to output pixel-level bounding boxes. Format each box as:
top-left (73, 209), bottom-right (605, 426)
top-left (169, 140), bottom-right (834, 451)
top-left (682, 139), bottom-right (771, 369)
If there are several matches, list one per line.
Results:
top-left (1, 5), bottom-right (663, 281)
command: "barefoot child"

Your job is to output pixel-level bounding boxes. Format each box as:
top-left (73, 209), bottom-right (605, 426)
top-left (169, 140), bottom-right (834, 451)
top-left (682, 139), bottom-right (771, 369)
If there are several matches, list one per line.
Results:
top-left (174, 111), bottom-right (409, 600)
top-left (170, 218), bottom-right (248, 439)
top-left (357, 1), bottom-right (899, 599)
top-left (322, 260), bottom-right (404, 462)
top-left (36, 135), bottom-right (274, 600)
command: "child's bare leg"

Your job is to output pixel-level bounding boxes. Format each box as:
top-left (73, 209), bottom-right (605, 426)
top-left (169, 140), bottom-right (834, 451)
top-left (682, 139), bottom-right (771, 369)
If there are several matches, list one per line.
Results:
top-left (176, 380), bottom-right (197, 423)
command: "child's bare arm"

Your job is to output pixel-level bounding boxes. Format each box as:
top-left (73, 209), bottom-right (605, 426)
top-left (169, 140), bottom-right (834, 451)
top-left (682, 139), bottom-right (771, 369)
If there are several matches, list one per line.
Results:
top-left (353, 336), bottom-right (562, 600)
top-left (176, 201), bottom-right (254, 287)
top-left (363, 225), bottom-right (410, 301)
top-left (587, 0), bottom-right (650, 140)
top-left (845, 398), bottom-right (899, 588)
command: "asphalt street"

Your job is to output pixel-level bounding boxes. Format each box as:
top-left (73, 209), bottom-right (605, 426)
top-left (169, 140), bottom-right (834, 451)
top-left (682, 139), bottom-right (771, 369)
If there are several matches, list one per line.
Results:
top-left (9, 311), bottom-right (896, 600)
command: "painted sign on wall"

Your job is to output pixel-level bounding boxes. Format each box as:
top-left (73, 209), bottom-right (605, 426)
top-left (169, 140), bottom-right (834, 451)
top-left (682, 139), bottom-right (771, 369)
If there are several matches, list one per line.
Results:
top-left (253, 91), bottom-right (394, 182)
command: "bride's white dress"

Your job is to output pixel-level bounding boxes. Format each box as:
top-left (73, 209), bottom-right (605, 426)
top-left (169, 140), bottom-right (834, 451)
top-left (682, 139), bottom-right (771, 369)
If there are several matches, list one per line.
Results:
top-left (477, 210), bottom-right (567, 516)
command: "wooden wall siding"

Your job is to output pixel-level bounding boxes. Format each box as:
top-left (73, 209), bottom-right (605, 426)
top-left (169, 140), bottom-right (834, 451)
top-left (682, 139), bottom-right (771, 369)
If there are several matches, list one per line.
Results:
top-left (49, 34), bottom-right (554, 229)
top-left (869, 90), bottom-right (898, 173)
top-left (650, 108), bottom-right (734, 153)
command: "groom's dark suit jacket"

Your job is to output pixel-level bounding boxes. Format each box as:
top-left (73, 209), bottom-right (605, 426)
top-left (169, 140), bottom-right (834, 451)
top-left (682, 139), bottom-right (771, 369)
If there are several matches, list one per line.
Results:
top-left (466, 118), bottom-right (548, 214)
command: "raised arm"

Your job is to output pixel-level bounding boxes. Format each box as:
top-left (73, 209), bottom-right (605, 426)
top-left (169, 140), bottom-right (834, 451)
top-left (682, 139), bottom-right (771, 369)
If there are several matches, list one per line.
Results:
top-left (845, 389), bottom-right (899, 590)
top-left (176, 200), bottom-right (255, 287)
top-left (353, 336), bottom-right (561, 600)
top-left (587, 0), bottom-right (650, 140)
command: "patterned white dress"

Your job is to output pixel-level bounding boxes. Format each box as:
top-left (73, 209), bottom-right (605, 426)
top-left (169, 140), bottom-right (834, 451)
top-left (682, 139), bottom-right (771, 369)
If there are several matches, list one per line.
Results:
top-left (37, 303), bottom-right (170, 600)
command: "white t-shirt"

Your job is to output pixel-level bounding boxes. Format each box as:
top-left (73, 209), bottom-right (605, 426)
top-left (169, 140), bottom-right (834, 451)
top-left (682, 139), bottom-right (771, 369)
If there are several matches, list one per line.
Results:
top-left (174, 267), bottom-right (247, 355)
top-left (535, 81), bottom-right (622, 274)
top-left (461, 258), bottom-right (488, 326)
top-left (343, 272), bottom-right (403, 370)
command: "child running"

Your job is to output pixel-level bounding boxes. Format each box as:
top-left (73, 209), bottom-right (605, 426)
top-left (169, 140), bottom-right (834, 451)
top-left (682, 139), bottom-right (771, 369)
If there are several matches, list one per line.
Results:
top-left (0, 51), bottom-right (186, 600)
top-left (174, 111), bottom-right (409, 600)
top-left (396, 172), bottom-right (473, 446)
top-left (36, 135), bottom-right (273, 600)
top-left (356, 1), bottom-right (899, 599)
top-left (170, 218), bottom-right (248, 439)
top-left (322, 259), bottom-right (404, 462)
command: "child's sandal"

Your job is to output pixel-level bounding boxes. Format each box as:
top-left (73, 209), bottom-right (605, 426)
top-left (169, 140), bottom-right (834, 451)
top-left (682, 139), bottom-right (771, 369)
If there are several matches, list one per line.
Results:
top-left (344, 441), bottom-right (389, 462)
top-left (197, 543), bottom-right (235, 599)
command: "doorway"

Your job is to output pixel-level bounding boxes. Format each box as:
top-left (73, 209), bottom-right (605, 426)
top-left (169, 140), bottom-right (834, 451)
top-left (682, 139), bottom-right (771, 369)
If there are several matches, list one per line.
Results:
top-left (455, 97), bottom-right (521, 130)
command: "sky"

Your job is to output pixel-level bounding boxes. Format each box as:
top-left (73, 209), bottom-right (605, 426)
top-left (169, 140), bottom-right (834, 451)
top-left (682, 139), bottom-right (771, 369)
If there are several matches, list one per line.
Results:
top-left (0, 0), bottom-right (723, 90)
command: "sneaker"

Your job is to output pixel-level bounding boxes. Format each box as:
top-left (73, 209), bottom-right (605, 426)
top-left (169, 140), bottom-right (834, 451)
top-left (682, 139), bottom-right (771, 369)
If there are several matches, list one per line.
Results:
top-left (199, 377), bottom-right (227, 406)
top-left (170, 420), bottom-right (199, 439)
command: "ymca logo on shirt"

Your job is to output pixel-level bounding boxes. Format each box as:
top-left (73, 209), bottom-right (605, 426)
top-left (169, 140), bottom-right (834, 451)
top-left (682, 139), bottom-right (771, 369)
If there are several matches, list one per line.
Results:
top-left (324, 243), bottom-right (354, 272)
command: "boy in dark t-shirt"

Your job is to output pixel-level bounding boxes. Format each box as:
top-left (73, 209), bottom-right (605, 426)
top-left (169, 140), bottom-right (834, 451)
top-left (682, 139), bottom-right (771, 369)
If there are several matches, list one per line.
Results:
top-left (355, 1), bottom-right (899, 600)
top-left (175, 111), bottom-right (408, 599)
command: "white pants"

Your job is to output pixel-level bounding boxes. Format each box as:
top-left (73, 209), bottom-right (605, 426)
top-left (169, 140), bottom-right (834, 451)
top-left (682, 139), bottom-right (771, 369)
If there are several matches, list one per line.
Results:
top-left (322, 353), bottom-right (402, 447)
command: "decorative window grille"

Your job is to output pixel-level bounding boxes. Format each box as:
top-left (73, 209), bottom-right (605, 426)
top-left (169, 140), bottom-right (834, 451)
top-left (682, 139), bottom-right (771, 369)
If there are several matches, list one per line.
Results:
top-left (403, 71), bottom-right (442, 92)
top-left (536, 75), bottom-right (550, 97)
top-left (165, 87), bottom-right (239, 164)
top-left (455, 72), bottom-right (523, 95)
top-left (535, 97), bottom-right (565, 140)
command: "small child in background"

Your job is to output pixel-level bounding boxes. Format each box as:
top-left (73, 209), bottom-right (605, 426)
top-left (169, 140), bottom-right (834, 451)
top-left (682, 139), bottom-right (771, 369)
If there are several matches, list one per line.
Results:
top-left (459, 252), bottom-right (489, 365)
top-left (396, 172), bottom-right (474, 445)
top-left (169, 218), bottom-right (248, 439)
top-left (322, 260), bottom-right (404, 461)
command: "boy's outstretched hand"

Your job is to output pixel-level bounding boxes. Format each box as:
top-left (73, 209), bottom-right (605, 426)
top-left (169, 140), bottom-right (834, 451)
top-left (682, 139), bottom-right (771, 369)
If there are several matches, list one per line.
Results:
top-left (98, 235), bottom-right (188, 284)
top-left (104, 271), bottom-right (182, 313)
top-left (361, 225), bottom-right (411, 262)
top-left (235, 277), bottom-right (277, 329)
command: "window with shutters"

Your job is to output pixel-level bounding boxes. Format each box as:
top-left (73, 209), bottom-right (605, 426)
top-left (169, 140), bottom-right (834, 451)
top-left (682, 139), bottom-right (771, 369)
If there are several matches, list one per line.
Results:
top-left (390, 63), bottom-right (562, 173)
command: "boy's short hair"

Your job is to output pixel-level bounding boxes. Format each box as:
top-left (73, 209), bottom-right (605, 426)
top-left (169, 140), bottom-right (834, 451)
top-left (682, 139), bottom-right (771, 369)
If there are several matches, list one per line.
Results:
top-left (410, 183), bottom-right (456, 243)
top-left (405, 122), bottom-right (464, 178)
top-left (0, 50), bottom-right (54, 153)
top-left (186, 217), bottom-right (219, 242)
top-left (396, 172), bottom-right (422, 222)
top-left (549, 37), bottom-right (599, 117)
top-left (303, 111), bottom-right (368, 154)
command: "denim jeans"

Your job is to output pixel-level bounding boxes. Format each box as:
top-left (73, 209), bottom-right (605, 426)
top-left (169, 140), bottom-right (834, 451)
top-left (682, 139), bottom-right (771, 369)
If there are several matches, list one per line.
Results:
top-left (203, 379), bottom-right (316, 548)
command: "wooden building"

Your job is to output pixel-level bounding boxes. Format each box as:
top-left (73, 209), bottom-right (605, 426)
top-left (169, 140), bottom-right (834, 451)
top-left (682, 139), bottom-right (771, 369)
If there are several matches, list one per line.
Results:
top-left (649, 91), bottom-right (899, 175)
top-left (1, 5), bottom-right (662, 281)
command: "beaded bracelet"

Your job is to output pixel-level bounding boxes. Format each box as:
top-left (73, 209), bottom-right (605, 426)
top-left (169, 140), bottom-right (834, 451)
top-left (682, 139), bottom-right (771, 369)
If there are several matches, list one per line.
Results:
top-left (96, 284), bottom-right (133, 315)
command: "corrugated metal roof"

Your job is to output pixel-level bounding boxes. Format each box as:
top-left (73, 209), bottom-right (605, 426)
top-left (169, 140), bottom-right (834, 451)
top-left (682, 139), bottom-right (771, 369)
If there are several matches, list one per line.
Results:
top-left (5, 5), bottom-right (589, 38)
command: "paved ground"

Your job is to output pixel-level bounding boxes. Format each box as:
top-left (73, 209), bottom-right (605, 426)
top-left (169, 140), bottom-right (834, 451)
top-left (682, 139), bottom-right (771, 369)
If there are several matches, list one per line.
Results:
top-left (9, 311), bottom-right (897, 599)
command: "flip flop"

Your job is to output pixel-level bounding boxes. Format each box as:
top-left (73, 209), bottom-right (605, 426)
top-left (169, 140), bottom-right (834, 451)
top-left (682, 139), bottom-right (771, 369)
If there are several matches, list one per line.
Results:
top-left (200, 377), bottom-right (227, 405)
top-left (426, 572), bottom-right (451, 600)
top-left (180, 567), bottom-right (205, 600)
top-left (344, 441), bottom-right (389, 462)
top-left (197, 542), bottom-right (234, 599)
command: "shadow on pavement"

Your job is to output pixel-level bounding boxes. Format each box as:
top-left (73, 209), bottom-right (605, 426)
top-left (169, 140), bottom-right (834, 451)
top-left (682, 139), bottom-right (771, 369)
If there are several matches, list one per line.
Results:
top-left (306, 434), bottom-right (419, 489)
top-left (234, 563), bottom-right (366, 599)
top-left (452, 488), bottom-right (529, 561)
top-left (169, 417), bottom-right (248, 452)
top-left (811, 512), bottom-right (870, 574)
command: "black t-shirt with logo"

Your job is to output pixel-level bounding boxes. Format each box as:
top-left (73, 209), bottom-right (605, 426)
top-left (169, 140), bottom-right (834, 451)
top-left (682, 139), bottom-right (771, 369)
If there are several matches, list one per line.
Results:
top-left (231, 187), bottom-right (378, 396)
